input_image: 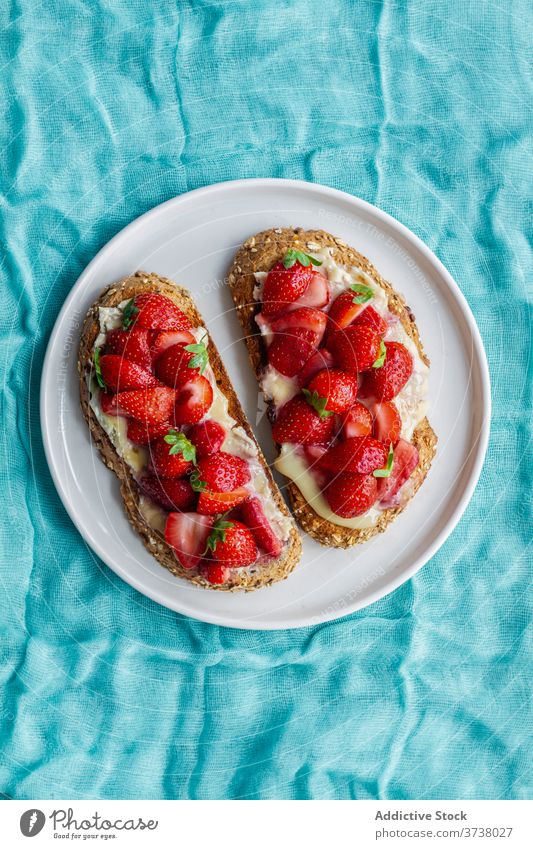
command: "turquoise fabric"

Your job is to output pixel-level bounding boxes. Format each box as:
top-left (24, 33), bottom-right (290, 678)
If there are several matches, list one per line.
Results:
top-left (1, 0), bottom-right (531, 800)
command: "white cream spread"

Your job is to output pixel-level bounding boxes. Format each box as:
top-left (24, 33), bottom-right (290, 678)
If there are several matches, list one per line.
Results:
top-left (89, 308), bottom-right (292, 544)
top-left (255, 244), bottom-right (429, 527)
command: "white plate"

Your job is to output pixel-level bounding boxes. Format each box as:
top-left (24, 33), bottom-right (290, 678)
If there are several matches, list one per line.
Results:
top-left (41, 179), bottom-right (490, 629)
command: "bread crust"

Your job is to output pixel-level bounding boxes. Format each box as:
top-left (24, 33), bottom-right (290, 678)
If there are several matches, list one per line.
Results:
top-left (228, 228), bottom-right (438, 548)
top-left (78, 271), bottom-right (302, 590)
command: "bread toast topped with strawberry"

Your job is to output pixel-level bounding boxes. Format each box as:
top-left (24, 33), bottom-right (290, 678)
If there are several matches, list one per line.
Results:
top-left (228, 228), bottom-right (437, 548)
top-left (78, 271), bottom-right (301, 590)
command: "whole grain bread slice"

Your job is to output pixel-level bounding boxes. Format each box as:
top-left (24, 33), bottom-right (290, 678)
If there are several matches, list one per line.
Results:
top-left (78, 270), bottom-right (302, 590)
top-left (228, 228), bottom-right (438, 548)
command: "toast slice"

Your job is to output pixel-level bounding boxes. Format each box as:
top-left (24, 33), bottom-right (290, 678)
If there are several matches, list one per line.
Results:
top-left (78, 271), bottom-right (302, 590)
top-left (228, 228), bottom-right (437, 548)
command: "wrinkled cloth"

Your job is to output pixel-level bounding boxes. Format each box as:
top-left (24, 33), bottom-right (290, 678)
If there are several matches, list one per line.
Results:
top-left (0, 0), bottom-right (531, 800)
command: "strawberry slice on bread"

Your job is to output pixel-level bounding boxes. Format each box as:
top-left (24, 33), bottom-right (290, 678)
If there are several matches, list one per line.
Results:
top-left (79, 271), bottom-right (301, 589)
top-left (229, 228), bottom-right (437, 549)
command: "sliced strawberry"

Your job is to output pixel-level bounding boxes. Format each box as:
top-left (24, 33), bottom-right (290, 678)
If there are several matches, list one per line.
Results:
top-left (272, 396), bottom-right (336, 445)
top-left (99, 355), bottom-right (160, 393)
top-left (326, 290), bottom-right (365, 338)
top-left (105, 328), bottom-right (152, 370)
top-left (306, 368), bottom-right (358, 415)
top-left (239, 497), bottom-right (283, 557)
top-left (150, 435), bottom-right (194, 478)
top-left (377, 439), bottom-right (419, 506)
top-left (151, 329), bottom-right (196, 362)
top-left (155, 343), bottom-right (199, 388)
top-left (197, 452), bottom-right (250, 492)
top-left (340, 402), bottom-right (373, 438)
top-left (297, 348), bottom-right (335, 387)
top-left (328, 325), bottom-right (381, 373)
top-left (197, 487), bottom-right (249, 515)
top-left (99, 392), bottom-right (121, 416)
top-left (359, 342), bottom-right (413, 401)
top-left (204, 563), bottom-right (228, 585)
top-left (262, 261), bottom-right (314, 317)
top-left (210, 520), bottom-right (257, 567)
top-left (268, 330), bottom-right (316, 377)
top-left (137, 476), bottom-right (196, 511)
top-left (271, 307), bottom-right (327, 349)
top-left (134, 293), bottom-right (193, 331)
top-left (303, 444), bottom-right (329, 465)
top-left (165, 512), bottom-right (214, 570)
top-left (353, 305), bottom-right (388, 335)
top-left (324, 472), bottom-right (378, 518)
top-left (287, 270), bottom-right (329, 311)
top-left (188, 420), bottom-right (226, 459)
top-left (320, 436), bottom-right (388, 475)
top-left (127, 419), bottom-right (171, 445)
top-left (372, 401), bottom-right (402, 446)
top-left (116, 386), bottom-right (176, 424)
top-left (172, 375), bottom-right (213, 425)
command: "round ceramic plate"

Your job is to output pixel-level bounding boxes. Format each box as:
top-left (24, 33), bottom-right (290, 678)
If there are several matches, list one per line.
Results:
top-left (41, 179), bottom-right (490, 629)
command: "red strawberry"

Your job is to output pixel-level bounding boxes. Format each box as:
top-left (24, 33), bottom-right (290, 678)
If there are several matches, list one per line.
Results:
top-left (262, 261), bottom-right (314, 317)
top-left (137, 476), bottom-right (196, 511)
top-left (155, 343), bottom-right (198, 388)
top-left (165, 512), bottom-right (214, 570)
top-left (328, 325), bottom-right (381, 373)
top-left (188, 420), bottom-right (226, 459)
top-left (172, 375), bottom-right (213, 425)
top-left (324, 472), bottom-right (378, 518)
top-left (197, 452), bottom-right (250, 492)
top-left (297, 348), bottom-right (335, 387)
top-left (268, 331), bottom-right (316, 377)
top-left (340, 402), bottom-right (373, 438)
top-left (320, 436), bottom-right (388, 475)
top-left (99, 355), bottom-right (159, 393)
top-left (150, 435), bottom-right (194, 478)
top-left (287, 270), bottom-right (329, 311)
top-left (372, 401), bottom-right (402, 446)
top-left (239, 497), bottom-right (282, 557)
top-left (353, 305), bottom-right (388, 335)
top-left (197, 487), bottom-right (249, 515)
top-left (272, 396), bottom-right (336, 445)
top-left (127, 419), bottom-right (172, 445)
top-left (133, 293), bottom-right (193, 331)
top-left (99, 392), bottom-right (121, 416)
top-left (116, 386), bottom-right (176, 424)
top-left (326, 290), bottom-right (365, 337)
top-left (151, 329), bottom-right (196, 361)
top-left (271, 307), bottom-right (327, 349)
top-left (377, 439), bottom-right (419, 506)
top-left (306, 368), bottom-right (358, 415)
top-left (210, 520), bottom-right (257, 567)
top-left (204, 563), bottom-right (228, 585)
top-left (105, 327), bottom-right (152, 370)
top-left (360, 342), bottom-right (413, 401)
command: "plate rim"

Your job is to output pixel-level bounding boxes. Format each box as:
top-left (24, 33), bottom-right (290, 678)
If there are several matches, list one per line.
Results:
top-left (40, 178), bottom-right (491, 629)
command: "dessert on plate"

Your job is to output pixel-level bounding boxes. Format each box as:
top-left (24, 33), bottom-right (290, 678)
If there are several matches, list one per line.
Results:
top-left (78, 271), bottom-right (301, 589)
top-left (229, 228), bottom-right (437, 548)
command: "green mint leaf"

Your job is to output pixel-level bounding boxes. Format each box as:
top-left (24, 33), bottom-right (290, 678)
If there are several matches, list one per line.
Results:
top-left (282, 249), bottom-right (322, 269)
top-left (184, 335), bottom-right (208, 375)
top-left (122, 298), bottom-right (139, 329)
top-left (190, 467), bottom-right (207, 493)
top-left (163, 430), bottom-right (197, 463)
top-left (93, 347), bottom-right (106, 390)
top-left (372, 339), bottom-right (386, 369)
top-left (302, 388), bottom-right (335, 419)
top-left (350, 283), bottom-right (374, 305)
top-left (205, 513), bottom-right (234, 553)
top-left (373, 443), bottom-right (394, 478)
